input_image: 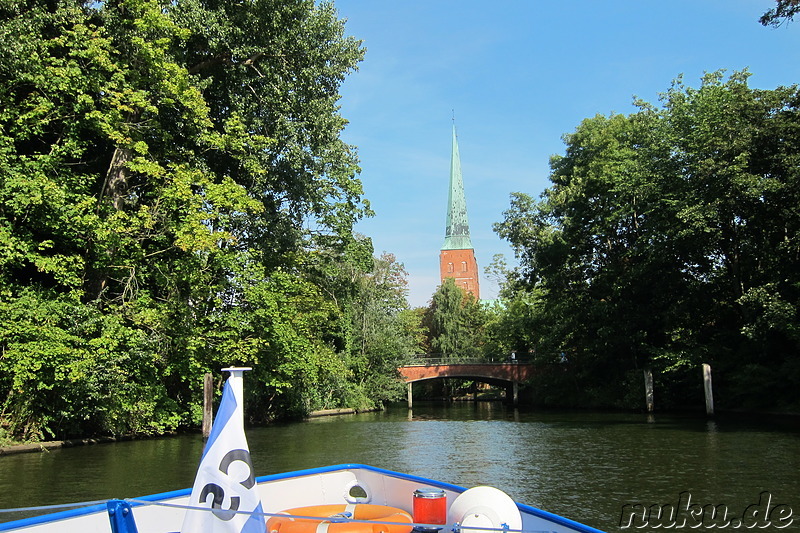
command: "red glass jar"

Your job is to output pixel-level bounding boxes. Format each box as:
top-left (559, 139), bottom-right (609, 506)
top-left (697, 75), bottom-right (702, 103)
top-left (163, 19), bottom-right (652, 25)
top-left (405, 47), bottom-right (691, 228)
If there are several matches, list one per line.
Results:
top-left (413, 488), bottom-right (447, 529)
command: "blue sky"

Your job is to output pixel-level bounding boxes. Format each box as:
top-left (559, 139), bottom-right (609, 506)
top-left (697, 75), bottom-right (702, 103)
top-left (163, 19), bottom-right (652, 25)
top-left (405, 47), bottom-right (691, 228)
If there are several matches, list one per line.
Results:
top-left (333, 1), bottom-right (800, 308)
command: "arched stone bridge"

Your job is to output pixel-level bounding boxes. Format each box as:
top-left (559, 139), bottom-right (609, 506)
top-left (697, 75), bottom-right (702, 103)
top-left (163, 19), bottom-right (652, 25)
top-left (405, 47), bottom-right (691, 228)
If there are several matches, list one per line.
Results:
top-left (398, 360), bottom-right (535, 407)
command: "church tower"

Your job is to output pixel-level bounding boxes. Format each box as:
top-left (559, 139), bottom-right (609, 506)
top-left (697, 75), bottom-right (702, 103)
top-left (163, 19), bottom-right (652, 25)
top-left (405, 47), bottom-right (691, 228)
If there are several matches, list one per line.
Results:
top-left (439, 125), bottom-right (480, 298)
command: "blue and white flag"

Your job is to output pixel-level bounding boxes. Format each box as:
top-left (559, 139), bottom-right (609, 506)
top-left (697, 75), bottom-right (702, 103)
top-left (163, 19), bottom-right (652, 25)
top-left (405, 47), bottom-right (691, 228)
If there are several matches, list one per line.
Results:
top-left (181, 374), bottom-right (265, 533)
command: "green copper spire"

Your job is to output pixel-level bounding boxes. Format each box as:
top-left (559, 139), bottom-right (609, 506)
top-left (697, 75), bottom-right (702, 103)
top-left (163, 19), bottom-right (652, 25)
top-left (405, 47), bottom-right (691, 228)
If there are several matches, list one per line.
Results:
top-left (442, 125), bottom-right (473, 250)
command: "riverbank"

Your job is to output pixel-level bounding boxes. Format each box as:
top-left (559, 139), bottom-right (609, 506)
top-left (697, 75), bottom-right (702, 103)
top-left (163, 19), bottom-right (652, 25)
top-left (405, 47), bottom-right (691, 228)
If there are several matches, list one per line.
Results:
top-left (0, 406), bottom-right (382, 456)
top-left (4, 404), bottom-right (795, 457)
top-left (0, 435), bottom-right (141, 456)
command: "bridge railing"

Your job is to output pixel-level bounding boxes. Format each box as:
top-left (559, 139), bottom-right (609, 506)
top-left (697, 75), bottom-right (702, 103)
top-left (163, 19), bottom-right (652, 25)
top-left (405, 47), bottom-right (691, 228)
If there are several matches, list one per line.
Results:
top-left (402, 355), bottom-right (533, 367)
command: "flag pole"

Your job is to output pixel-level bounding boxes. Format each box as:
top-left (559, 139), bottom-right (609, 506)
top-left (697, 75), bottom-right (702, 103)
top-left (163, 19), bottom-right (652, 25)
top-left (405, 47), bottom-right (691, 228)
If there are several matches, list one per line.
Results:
top-left (221, 367), bottom-right (252, 425)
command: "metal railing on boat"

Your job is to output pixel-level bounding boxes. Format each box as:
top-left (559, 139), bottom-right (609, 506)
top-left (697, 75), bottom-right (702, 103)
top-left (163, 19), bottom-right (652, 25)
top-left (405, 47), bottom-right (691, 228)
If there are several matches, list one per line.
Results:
top-left (0, 498), bottom-right (562, 533)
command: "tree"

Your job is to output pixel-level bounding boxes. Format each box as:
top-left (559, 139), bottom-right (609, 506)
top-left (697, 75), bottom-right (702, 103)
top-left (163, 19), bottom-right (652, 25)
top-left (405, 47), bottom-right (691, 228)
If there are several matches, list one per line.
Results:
top-left (760, 0), bottom-right (800, 26)
top-left (346, 253), bottom-right (420, 406)
top-left (495, 71), bottom-right (800, 410)
top-left (424, 278), bottom-right (487, 361)
top-left (0, 0), bottom-right (370, 438)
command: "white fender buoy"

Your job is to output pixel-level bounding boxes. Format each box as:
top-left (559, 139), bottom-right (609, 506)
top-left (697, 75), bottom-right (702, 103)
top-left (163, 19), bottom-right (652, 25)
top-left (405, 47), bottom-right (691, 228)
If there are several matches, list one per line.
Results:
top-left (448, 486), bottom-right (522, 533)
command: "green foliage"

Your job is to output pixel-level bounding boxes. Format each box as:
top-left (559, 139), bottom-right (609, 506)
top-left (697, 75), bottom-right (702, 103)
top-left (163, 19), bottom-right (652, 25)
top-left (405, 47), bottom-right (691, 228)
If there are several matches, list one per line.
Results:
top-left (495, 71), bottom-right (800, 411)
top-left (0, 0), bottom-right (413, 440)
top-left (305, 249), bottom-right (419, 411)
top-left (424, 278), bottom-right (488, 360)
top-left (0, 289), bottom-right (178, 439)
top-left (483, 288), bottom-right (548, 358)
top-left (760, 0), bottom-right (800, 27)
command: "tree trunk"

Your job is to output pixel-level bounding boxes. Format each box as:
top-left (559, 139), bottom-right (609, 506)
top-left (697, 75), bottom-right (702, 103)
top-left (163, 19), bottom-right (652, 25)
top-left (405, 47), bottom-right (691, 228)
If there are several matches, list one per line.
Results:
top-left (103, 146), bottom-right (133, 211)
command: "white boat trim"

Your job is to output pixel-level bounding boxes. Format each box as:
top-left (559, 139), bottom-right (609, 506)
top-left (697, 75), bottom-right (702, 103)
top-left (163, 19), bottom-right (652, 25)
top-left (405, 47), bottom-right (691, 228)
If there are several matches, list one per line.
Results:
top-left (0, 464), bottom-right (605, 533)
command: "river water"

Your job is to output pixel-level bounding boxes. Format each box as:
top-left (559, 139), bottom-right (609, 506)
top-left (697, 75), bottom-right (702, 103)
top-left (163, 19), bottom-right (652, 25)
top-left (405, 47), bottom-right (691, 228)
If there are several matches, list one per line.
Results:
top-left (0, 403), bottom-right (798, 532)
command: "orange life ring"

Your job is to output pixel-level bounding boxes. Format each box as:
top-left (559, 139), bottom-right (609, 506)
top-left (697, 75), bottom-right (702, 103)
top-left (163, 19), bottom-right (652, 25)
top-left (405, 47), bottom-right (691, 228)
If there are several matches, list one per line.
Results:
top-left (267, 504), bottom-right (413, 533)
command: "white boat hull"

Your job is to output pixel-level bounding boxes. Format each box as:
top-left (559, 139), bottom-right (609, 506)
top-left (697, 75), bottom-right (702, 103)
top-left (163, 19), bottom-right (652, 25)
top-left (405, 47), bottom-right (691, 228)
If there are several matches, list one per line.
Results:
top-left (0, 464), bottom-right (604, 533)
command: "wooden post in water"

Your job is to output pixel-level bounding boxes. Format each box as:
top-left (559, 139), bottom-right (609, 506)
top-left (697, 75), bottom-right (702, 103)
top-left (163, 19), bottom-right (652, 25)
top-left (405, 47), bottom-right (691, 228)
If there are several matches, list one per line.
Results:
top-left (643, 368), bottom-right (654, 413)
top-left (202, 372), bottom-right (213, 440)
top-left (407, 382), bottom-right (413, 409)
top-left (703, 363), bottom-right (714, 416)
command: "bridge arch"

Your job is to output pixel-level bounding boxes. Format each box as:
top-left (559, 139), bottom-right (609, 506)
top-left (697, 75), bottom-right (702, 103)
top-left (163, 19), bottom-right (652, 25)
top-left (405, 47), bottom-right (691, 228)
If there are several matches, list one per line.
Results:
top-left (398, 361), bottom-right (534, 407)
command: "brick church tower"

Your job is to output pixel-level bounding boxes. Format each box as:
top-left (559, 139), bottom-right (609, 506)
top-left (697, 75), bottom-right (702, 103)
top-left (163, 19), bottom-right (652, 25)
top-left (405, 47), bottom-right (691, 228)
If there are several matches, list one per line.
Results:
top-left (439, 125), bottom-right (480, 298)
